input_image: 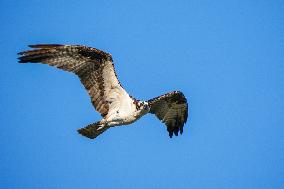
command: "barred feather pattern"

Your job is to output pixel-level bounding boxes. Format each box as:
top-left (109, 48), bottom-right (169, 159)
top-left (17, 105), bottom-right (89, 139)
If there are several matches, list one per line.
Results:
top-left (18, 44), bottom-right (128, 118)
top-left (18, 44), bottom-right (189, 139)
top-left (77, 121), bottom-right (110, 139)
top-left (148, 91), bottom-right (188, 138)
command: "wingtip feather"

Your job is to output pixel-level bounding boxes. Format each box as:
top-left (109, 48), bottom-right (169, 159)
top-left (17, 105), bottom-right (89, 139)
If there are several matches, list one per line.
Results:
top-left (28, 44), bottom-right (64, 48)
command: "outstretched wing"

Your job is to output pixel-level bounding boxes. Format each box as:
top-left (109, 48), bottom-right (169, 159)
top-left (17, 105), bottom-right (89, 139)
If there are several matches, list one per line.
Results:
top-left (148, 91), bottom-right (188, 138)
top-left (18, 44), bottom-right (130, 117)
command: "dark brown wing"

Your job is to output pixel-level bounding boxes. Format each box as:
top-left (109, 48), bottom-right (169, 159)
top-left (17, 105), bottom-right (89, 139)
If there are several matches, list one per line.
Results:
top-left (147, 91), bottom-right (188, 138)
top-left (18, 44), bottom-right (129, 117)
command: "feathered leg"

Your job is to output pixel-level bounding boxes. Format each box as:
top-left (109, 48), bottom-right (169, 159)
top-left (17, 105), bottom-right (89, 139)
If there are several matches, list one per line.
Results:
top-left (77, 121), bottom-right (109, 139)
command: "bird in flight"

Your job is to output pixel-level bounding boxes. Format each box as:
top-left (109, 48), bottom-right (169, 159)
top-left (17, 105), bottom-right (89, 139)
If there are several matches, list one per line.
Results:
top-left (18, 44), bottom-right (188, 139)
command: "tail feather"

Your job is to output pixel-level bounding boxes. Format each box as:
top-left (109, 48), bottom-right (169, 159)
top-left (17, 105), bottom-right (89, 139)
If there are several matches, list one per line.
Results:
top-left (77, 121), bottom-right (109, 139)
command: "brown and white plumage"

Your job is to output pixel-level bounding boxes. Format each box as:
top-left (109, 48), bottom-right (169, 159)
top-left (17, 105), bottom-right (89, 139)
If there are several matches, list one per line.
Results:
top-left (18, 44), bottom-right (189, 139)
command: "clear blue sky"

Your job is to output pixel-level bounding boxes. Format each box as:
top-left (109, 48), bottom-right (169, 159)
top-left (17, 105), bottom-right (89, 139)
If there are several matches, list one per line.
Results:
top-left (0, 0), bottom-right (283, 188)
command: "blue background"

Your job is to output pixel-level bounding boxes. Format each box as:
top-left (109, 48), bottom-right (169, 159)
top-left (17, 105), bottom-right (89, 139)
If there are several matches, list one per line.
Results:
top-left (1, 0), bottom-right (284, 188)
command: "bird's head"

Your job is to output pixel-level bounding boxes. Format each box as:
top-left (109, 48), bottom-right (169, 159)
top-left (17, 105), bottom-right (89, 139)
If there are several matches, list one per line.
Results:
top-left (141, 101), bottom-right (150, 112)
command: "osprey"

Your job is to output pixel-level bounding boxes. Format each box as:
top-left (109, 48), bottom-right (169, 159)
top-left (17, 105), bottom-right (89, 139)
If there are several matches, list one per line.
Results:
top-left (18, 44), bottom-right (188, 139)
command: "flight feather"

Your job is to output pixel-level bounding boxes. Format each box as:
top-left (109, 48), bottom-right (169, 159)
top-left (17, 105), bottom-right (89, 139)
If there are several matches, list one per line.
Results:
top-left (148, 91), bottom-right (188, 138)
top-left (18, 44), bottom-right (126, 117)
top-left (18, 44), bottom-right (189, 139)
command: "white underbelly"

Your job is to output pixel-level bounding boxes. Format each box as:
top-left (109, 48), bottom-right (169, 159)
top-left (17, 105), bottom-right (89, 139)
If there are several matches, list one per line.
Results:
top-left (106, 110), bottom-right (148, 127)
